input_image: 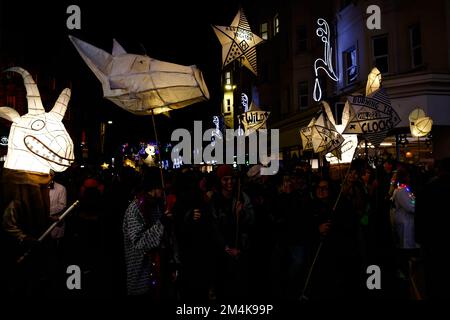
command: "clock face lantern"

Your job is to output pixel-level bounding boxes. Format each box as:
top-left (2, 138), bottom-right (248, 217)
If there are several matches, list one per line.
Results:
top-left (0, 67), bottom-right (75, 174)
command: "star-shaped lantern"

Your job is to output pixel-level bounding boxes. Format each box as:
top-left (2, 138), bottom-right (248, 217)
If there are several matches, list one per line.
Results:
top-left (321, 101), bottom-right (358, 164)
top-left (212, 8), bottom-right (264, 75)
top-left (310, 109), bottom-right (345, 158)
top-left (300, 106), bottom-right (344, 159)
top-left (100, 162), bottom-right (109, 170)
top-left (300, 118), bottom-right (315, 151)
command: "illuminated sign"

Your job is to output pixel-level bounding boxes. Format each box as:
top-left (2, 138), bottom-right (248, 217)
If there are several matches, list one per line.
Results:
top-left (344, 89), bottom-right (400, 146)
top-left (238, 102), bottom-right (270, 136)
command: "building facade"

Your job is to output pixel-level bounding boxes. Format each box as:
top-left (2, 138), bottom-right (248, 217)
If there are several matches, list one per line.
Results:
top-left (244, 0), bottom-right (450, 164)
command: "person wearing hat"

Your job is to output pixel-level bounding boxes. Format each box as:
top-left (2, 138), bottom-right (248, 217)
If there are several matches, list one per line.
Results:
top-left (122, 167), bottom-right (179, 298)
top-left (210, 164), bottom-right (254, 300)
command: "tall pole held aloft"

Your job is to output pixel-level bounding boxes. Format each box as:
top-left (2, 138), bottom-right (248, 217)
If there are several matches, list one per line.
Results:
top-left (17, 200), bottom-right (80, 264)
top-left (300, 156), bottom-right (354, 301)
top-left (151, 109), bottom-right (166, 198)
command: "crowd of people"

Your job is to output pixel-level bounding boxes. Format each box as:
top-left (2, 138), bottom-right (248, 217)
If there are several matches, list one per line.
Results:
top-left (1, 155), bottom-right (450, 300)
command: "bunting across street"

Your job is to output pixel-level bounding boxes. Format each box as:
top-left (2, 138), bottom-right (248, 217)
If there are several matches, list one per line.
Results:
top-left (212, 8), bottom-right (264, 75)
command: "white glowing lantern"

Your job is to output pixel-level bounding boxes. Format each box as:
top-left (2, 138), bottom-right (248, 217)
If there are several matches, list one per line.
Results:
top-left (123, 158), bottom-right (136, 169)
top-left (325, 134), bottom-right (358, 164)
top-left (69, 36), bottom-right (210, 115)
top-left (310, 159), bottom-right (319, 170)
top-left (300, 118), bottom-right (315, 151)
top-left (142, 144), bottom-right (157, 166)
top-left (100, 162), bottom-right (109, 170)
top-left (310, 110), bottom-right (344, 157)
top-left (366, 67), bottom-right (382, 96)
top-left (409, 108), bottom-right (433, 137)
top-left (322, 101), bottom-right (358, 164)
top-left (0, 67), bottom-right (75, 174)
top-left (238, 102), bottom-right (270, 136)
top-left (212, 8), bottom-right (264, 75)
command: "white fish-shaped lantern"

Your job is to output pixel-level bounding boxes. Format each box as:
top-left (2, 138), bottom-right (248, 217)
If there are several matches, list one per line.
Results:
top-left (69, 36), bottom-right (210, 115)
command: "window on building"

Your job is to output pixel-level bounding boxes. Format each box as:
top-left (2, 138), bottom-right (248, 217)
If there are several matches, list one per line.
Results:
top-left (260, 22), bottom-right (268, 40)
top-left (409, 24), bottom-right (422, 68)
top-left (298, 81), bottom-right (308, 110)
top-left (225, 71), bottom-right (231, 85)
top-left (296, 25), bottom-right (307, 53)
top-left (273, 14), bottom-right (279, 36)
top-left (344, 46), bottom-right (358, 84)
top-left (226, 99), bottom-right (231, 112)
top-left (372, 35), bottom-right (389, 74)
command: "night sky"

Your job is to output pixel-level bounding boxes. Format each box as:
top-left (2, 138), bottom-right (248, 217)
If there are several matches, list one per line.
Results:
top-left (1, 0), bottom-right (255, 147)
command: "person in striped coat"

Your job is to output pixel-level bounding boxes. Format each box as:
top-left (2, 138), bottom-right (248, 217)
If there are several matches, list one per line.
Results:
top-left (123, 167), bottom-right (178, 297)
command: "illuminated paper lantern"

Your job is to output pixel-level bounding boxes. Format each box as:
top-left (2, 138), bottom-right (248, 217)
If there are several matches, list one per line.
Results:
top-left (0, 67), bottom-right (75, 174)
top-left (365, 67), bottom-right (382, 96)
top-left (140, 144), bottom-right (157, 167)
top-left (238, 102), bottom-right (270, 136)
top-left (321, 101), bottom-right (358, 164)
top-left (325, 134), bottom-right (358, 164)
top-left (301, 102), bottom-right (346, 158)
top-left (100, 162), bottom-right (109, 170)
top-left (212, 8), bottom-right (263, 75)
top-left (409, 108), bottom-right (433, 137)
top-left (300, 118), bottom-right (315, 151)
top-left (310, 111), bottom-right (344, 157)
top-left (123, 158), bottom-right (137, 169)
top-left (69, 36), bottom-right (210, 115)
top-left (414, 117), bottom-right (433, 137)
top-left (344, 69), bottom-right (401, 147)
